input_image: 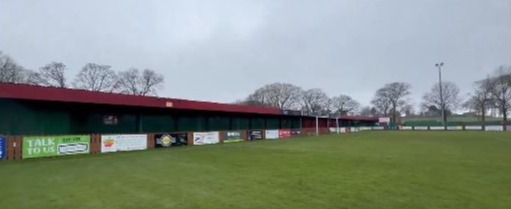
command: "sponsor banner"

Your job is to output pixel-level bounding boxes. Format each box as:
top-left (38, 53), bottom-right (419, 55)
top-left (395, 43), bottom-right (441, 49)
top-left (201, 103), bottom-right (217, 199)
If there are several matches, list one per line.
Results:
top-left (465, 126), bottom-right (482, 131)
top-left (265, 130), bottom-right (279, 139)
top-left (193, 132), bottom-right (220, 145)
top-left (359, 127), bottom-right (372, 131)
top-left (340, 128), bottom-right (347, 133)
top-left (329, 127), bottom-right (337, 133)
top-left (291, 130), bottom-right (302, 136)
top-left (0, 137), bottom-right (5, 160)
top-left (248, 130), bottom-right (263, 141)
top-left (401, 126), bottom-right (413, 130)
top-left (447, 126), bottom-right (463, 130)
top-left (224, 132), bottom-right (244, 143)
top-left (155, 133), bottom-right (188, 148)
top-left (23, 135), bottom-right (90, 159)
top-left (415, 126), bottom-right (428, 130)
top-left (372, 126), bottom-right (384, 130)
top-left (485, 125), bottom-right (503, 131)
top-left (430, 126), bottom-right (445, 130)
top-left (352, 127), bottom-right (359, 132)
top-left (507, 125), bottom-right (511, 131)
top-left (279, 130), bottom-right (292, 139)
top-left (379, 117), bottom-right (390, 123)
top-left (101, 134), bottom-right (147, 153)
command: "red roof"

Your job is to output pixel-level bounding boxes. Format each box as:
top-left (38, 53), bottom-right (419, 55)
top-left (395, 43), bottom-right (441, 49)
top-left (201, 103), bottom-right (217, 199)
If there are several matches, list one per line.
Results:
top-left (0, 83), bottom-right (283, 115)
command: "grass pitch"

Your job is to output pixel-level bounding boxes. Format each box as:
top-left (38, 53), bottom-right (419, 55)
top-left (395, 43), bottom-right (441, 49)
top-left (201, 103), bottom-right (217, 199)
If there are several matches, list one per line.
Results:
top-left (1, 131), bottom-right (511, 209)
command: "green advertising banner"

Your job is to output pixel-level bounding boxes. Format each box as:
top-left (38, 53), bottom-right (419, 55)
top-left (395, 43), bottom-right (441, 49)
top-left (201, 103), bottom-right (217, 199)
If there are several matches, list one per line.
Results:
top-left (23, 135), bottom-right (91, 159)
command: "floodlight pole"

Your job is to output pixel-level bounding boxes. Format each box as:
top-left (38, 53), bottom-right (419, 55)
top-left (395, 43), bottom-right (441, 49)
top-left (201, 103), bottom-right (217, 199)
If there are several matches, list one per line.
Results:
top-left (435, 62), bottom-right (446, 130)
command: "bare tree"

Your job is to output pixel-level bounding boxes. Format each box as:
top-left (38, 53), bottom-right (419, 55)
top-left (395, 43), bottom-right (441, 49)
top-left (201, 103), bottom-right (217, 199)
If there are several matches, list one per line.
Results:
top-left (421, 81), bottom-right (461, 117)
top-left (33, 62), bottom-right (67, 87)
top-left (359, 106), bottom-right (373, 117)
top-left (74, 63), bottom-right (118, 92)
top-left (372, 82), bottom-right (412, 124)
top-left (246, 83), bottom-right (302, 109)
top-left (0, 51), bottom-right (26, 83)
top-left (463, 75), bottom-right (493, 128)
top-left (330, 94), bottom-right (360, 116)
top-left (117, 68), bottom-right (164, 96)
top-left (301, 88), bottom-right (330, 116)
top-left (490, 66), bottom-right (511, 125)
top-left (371, 92), bottom-right (391, 116)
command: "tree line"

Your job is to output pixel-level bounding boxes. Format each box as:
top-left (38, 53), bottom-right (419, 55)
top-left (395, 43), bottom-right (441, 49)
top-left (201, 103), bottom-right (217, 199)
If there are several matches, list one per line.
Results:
top-left (237, 66), bottom-right (511, 125)
top-left (0, 51), bottom-right (164, 96)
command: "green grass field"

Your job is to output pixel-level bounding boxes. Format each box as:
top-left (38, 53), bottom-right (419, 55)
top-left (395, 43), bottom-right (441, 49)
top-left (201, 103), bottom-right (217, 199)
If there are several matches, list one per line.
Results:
top-left (1, 131), bottom-right (511, 209)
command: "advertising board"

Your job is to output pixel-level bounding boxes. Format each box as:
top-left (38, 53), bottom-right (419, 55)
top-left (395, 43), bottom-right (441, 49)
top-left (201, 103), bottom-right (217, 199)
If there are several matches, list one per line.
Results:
top-left (193, 132), bottom-right (220, 145)
top-left (401, 126), bottom-right (413, 130)
top-left (265, 130), bottom-right (279, 139)
top-left (485, 125), bottom-right (503, 131)
top-left (101, 134), bottom-right (147, 153)
top-left (224, 132), bottom-right (244, 143)
top-left (23, 135), bottom-right (90, 159)
top-left (465, 126), bottom-right (482, 131)
top-left (247, 130), bottom-right (263, 141)
top-left (279, 130), bottom-right (292, 139)
top-left (291, 130), bottom-right (302, 136)
top-left (447, 126), bottom-right (463, 130)
top-left (415, 126), bottom-right (428, 130)
top-left (430, 126), bottom-right (445, 130)
top-left (359, 127), bottom-right (372, 131)
top-left (0, 137), bottom-right (5, 160)
top-left (154, 133), bottom-right (188, 148)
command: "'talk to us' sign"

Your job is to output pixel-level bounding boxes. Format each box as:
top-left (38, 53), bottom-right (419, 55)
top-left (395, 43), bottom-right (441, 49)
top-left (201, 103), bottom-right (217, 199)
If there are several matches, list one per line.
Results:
top-left (23, 135), bottom-right (90, 159)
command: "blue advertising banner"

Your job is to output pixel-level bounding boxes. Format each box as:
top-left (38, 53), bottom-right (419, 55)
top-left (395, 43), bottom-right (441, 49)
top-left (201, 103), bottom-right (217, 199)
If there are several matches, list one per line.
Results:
top-left (0, 137), bottom-right (6, 160)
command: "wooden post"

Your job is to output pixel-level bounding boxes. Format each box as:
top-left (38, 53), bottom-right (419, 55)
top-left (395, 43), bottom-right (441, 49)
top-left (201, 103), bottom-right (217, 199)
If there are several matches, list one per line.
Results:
top-left (147, 134), bottom-right (155, 149)
top-left (187, 132), bottom-right (194, 146)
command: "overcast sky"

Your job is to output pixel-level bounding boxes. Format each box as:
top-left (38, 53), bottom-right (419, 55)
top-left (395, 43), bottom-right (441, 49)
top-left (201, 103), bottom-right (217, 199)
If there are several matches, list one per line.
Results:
top-left (1, 0), bottom-right (510, 110)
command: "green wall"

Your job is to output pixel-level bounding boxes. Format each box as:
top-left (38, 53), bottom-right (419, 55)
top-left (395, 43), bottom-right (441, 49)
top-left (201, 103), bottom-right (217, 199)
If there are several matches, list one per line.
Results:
top-left (0, 99), bottom-right (302, 135)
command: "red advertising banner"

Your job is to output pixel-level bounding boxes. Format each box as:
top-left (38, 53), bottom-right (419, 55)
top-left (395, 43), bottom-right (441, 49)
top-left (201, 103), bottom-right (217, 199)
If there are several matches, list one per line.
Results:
top-left (279, 129), bottom-right (292, 139)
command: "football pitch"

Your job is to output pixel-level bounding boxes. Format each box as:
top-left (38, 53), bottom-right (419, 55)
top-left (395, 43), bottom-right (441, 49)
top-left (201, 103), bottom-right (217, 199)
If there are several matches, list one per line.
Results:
top-left (1, 131), bottom-right (510, 209)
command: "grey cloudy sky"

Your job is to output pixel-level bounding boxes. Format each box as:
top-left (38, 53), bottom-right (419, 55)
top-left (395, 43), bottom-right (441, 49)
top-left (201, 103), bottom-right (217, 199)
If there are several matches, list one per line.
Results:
top-left (1, 0), bottom-right (510, 110)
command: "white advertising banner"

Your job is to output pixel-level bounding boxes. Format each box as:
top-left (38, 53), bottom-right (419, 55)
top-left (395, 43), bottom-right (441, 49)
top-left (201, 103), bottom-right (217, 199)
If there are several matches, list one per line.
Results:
top-left (415, 126), bottom-right (428, 130)
top-left (485, 125), bottom-right (503, 131)
top-left (430, 126), bottom-right (445, 130)
top-left (265, 130), bottom-right (279, 139)
top-left (329, 127), bottom-right (338, 133)
top-left (401, 126), bottom-right (413, 130)
top-left (193, 132), bottom-right (220, 145)
top-left (447, 126), bottom-right (463, 130)
top-left (372, 126), bottom-right (384, 130)
top-left (465, 126), bottom-right (482, 131)
top-left (360, 127), bottom-right (372, 131)
top-left (352, 128), bottom-right (359, 133)
top-left (101, 134), bottom-right (147, 153)
top-left (340, 128), bottom-right (347, 133)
